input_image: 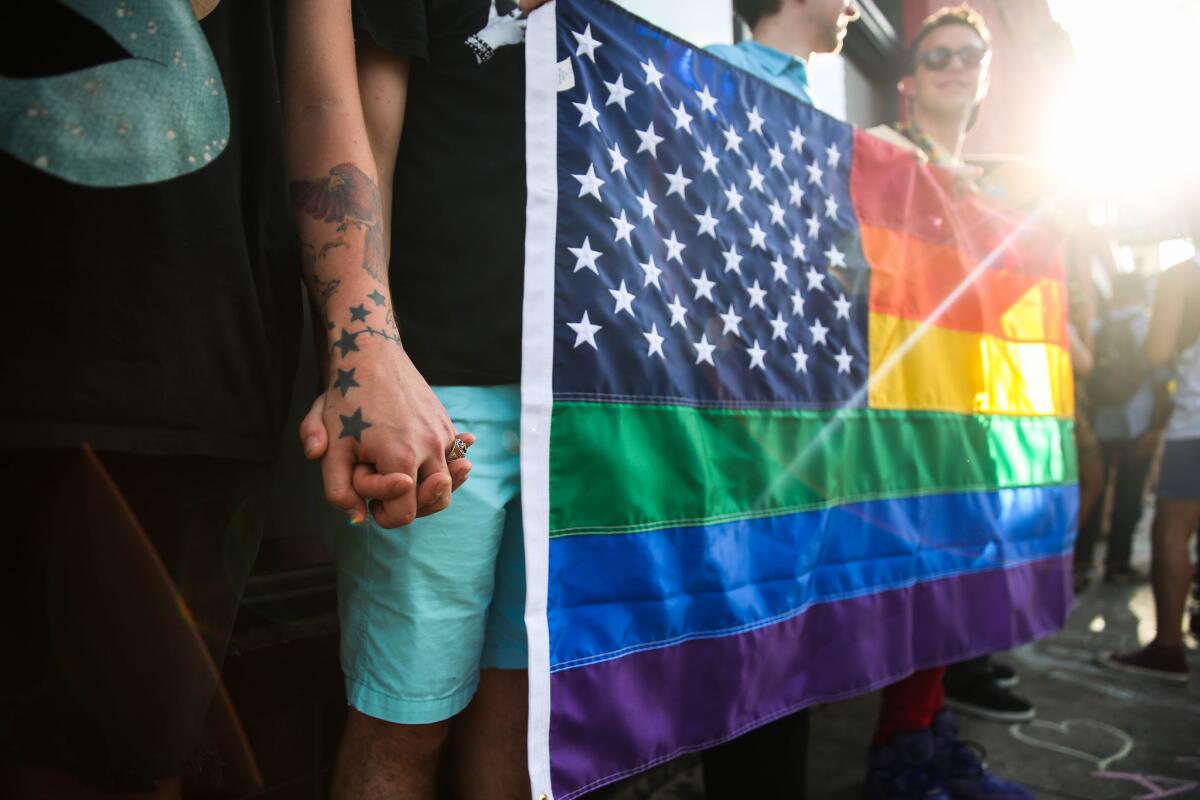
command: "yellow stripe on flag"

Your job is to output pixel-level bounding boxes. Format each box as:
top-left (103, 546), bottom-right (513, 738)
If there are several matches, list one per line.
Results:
top-left (868, 313), bottom-right (1074, 417)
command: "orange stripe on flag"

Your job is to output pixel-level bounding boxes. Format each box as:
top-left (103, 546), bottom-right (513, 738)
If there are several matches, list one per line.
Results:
top-left (863, 225), bottom-right (1069, 348)
top-left (868, 312), bottom-right (1074, 417)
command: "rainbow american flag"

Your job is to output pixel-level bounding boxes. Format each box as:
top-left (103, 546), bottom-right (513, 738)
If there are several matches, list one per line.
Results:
top-left (520, 1), bottom-right (1076, 797)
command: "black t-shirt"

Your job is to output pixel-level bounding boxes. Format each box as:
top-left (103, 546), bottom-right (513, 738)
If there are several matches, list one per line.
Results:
top-left (0, 1), bottom-right (300, 460)
top-left (355, 0), bottom-right (525, 385)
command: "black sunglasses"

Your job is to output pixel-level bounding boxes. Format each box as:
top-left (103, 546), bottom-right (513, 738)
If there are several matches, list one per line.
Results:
top-left (916, 45), bottom-right (991, 71)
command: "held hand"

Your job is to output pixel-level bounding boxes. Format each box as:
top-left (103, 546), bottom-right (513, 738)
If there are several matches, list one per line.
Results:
top-left (298, 344), bottom-right (474, 526)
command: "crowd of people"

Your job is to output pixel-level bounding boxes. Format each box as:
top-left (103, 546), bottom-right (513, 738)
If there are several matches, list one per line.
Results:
top-left (2, 0), bottom-right (1196, 799)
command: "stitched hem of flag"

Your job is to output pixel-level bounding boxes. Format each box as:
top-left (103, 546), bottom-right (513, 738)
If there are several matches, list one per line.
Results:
top-left (520, 4), bottom-right (559, 798)
top-left (548, 480), bottom-right (1077, 537)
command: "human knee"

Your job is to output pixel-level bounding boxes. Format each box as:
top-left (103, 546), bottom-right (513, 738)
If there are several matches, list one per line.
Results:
top-left (344, 708), bottom-right (451, 758)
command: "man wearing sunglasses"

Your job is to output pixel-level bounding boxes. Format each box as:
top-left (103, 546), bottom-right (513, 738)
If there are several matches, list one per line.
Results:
top-left (863, 10), bottom-right (1039, 800)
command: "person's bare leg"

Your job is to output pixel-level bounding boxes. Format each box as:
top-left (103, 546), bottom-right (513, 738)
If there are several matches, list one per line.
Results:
top-left (1149, 499), bottom-right (1200, 650)
top-left (450, 669), bottom-right (529, 800)
top-left (332, 707), bottom-right (450, 800)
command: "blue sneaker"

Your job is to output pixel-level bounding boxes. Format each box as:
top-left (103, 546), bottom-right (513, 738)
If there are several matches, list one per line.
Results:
top-left (932, 710), bottom-right (1035, 799)
top-left (863, 727), bottom-right (952, 800)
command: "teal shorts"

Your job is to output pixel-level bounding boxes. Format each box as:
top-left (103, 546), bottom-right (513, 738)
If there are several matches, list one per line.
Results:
top-left (333, 384), bottom-right (527, 724)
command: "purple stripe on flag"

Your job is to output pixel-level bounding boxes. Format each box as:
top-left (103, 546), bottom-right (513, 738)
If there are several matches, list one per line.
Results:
top-left (548, 553), bottom-right (1070, 800)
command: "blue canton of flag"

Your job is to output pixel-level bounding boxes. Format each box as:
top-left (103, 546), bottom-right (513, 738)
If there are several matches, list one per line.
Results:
top-left (551, 4), bottom-right (870, 408)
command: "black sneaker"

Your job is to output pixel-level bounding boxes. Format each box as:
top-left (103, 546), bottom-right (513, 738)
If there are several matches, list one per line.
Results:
top-left (988, 661), bottom-right (1018, 689)
top-left (944, 680), bottom-right (1035, 723)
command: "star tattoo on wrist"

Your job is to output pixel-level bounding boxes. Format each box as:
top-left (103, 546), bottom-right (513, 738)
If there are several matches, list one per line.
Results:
top-left (333, 367), bottom-right (360, 397)
top-left (339, 407), bottom-right (372, 443)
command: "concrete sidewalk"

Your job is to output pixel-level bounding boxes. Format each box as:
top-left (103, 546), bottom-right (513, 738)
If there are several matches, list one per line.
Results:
top-left (599, 533), bottom-right (1200, 799)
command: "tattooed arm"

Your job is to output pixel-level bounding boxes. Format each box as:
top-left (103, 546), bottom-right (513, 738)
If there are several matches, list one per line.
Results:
top-left (285, 0), bottom-right (470, 527)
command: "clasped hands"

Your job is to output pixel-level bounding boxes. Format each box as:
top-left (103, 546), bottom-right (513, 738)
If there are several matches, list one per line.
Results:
top-left (297, 346), bottom-right (475, 528)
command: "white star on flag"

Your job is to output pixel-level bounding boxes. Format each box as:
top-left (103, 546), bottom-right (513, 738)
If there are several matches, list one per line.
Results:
top-left (694, 206), bottom-right (719, 238)
top-left (665, 165), bottom-right (692, 199)
top-left (573, 95), bottom-right (600, 130)
top-left (746, 279), bottom-right (767, 309)
top-left (609, 279), bottom-right (636, 316)
top-left (806, 212), bottom-right (821, 238)
top-left (721, 243), bottom-right (743, 274)
top-left (667, 294), bottom-right (688, 327)
top-left (834, 346), bottom-right (854, 373)
top-left (789, 180), bottom-right (804, 207)
top-left (771, 256), bottom-right (789, 284)
top-left (635, 121), bottom-right (664, 158)
top-left (694, 333), bottom-right (716, 365)
top-left (747, 163), bottom-right (766, 193)
top-left (809, 318), bottom-right (829, 345)
top-left (572, 24), bottom-right (602, 62)
top-left (696, 84), bottom-right (718, 114)
top-left (691, 270), bottom-right (716, 301)
top-left (722, 125), bottom-right (744, 154)
top-left (791, 289), bottom-right (805, 317)
top-left (573, 163), bottom-right (604, 200)
top-left (719, 305), bottom-right (743, 336)
top-left (568, 310), bottom-right (602, 348)
top-left (603, 73), bottom-right (633, 109)
top-left (792, 345), bottom-right (809, 372)
top-left (569, 236), bottom-right (601, 273)
top-left (723, 183), bottom-right (744, 213)
top-left (806, 159), bottom-right (824, 186)
top-left (748, 221), bottom-right (767, 250)
top-left (670, 101), bottom-right (694, 133)
top-left (639, 256), bottom-right (662, 288)
top-left (643, 323), bottom-right (665, 358)
top-left (805, 266), bottom-right (826, 291)
top-left (769, 312), bottom-right (789, 341)
top-left (824, 195), bottom-right (839, 220)
top-left (746, 339), bottom-right (767, 370)
top-left (607, 142), bottom-right (628, 176)
top-left (746, 106), bottom-right (765, 134)
top-left (825, 243), bottom-right (847, 268)
top-left (834, 294), bottom-right (852, 320)
top-left (768, 143), bottom-right (786, 171)
top-left (699, 144), bottom-right (721, 176)
top-left (610, 208), bottom-right (634, 244)
top-left (790, 233), bottom-right (807, 260)
top-left (826, 142), bottom-right (842, 168)
top-left (768, 198), bottom-right (786, 227)
top-left (636, 189), bottom-right (657, 220)
top-left (789, 125), bottom-right (806, 152)
top-left (640, 57), bottom-right (664, 89)
top-left (664, 230), bottom-right (686, 263)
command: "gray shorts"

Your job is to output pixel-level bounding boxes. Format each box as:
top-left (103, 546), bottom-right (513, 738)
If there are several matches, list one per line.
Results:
top-left (1158, 438), bottom-right (1200, 500)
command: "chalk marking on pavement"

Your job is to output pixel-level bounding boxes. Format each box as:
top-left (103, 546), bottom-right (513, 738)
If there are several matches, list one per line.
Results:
top-left (1008, 719), bottom-right (1133, 771)
top-left (1091, 771), bottom-right (1199, 799)
top-left (1011, 646), bottom-right (1200, 715)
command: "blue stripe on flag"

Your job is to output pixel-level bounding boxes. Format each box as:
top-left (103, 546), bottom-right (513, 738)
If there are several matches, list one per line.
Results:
top-left (547, 484), bottom-right (1078, 671)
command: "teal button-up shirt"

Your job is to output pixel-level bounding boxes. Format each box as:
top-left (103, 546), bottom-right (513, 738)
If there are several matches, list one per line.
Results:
top-left (705, 41), bottom-right (815, 106)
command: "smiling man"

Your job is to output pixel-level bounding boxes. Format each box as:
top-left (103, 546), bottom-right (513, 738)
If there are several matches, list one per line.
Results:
top-left (863, 9), bottom-right (1040, 800)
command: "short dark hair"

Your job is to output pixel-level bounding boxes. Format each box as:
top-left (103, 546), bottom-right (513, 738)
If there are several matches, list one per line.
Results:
top-left (904, 4), bottom-right (992, 73)
top-left (733, 0), bottom-right (783, 30)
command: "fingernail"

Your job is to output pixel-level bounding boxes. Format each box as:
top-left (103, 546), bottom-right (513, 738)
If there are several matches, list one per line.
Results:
top-left (304, 436), bottom-right (319, 455)
top-left (347, 509), bottom-right (365, 525)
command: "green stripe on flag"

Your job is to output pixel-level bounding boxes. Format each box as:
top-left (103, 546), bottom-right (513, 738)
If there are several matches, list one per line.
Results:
top-left (549, 403), bottom-right (1076, 536)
